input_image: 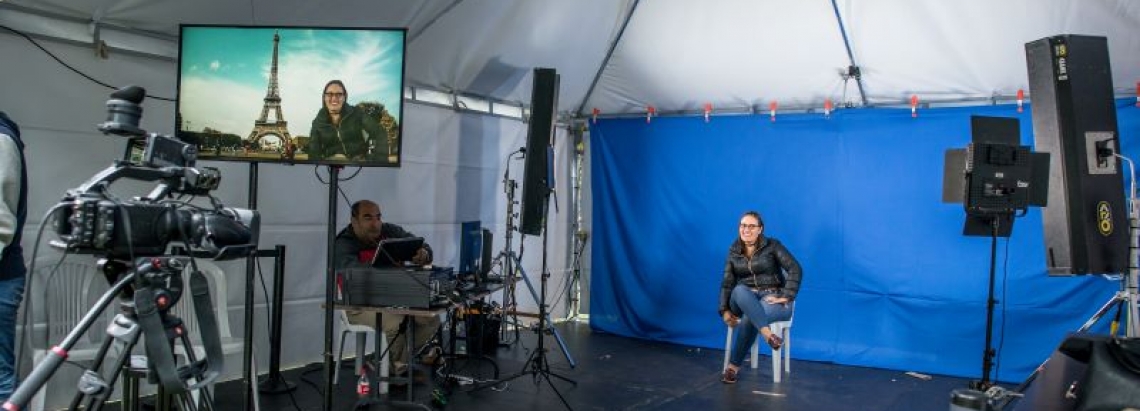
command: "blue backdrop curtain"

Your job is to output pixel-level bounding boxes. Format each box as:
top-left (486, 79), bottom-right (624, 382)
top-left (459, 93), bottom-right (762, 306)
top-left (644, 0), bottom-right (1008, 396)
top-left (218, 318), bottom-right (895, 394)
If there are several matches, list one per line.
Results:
top-left (589, 101), bottom-right (1140, 382)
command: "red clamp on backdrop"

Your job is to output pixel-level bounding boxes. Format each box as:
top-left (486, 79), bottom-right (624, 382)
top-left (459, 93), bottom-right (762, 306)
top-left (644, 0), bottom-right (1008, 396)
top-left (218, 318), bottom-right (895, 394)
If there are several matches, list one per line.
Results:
top-left (769, 101), bottom-right (778, 122)
top-left (824, 98), bottom-right (833, 118)
top-left (703, 102), bottom-right (712, 123)
top-left (1017, 89), bottom-right (1025, 113)
top-left (646, 105), bottom-right (656, 124)
top-left (910, 95), bottom-right (919, 118)
top-left (592, 107), bottom-right (599, 124)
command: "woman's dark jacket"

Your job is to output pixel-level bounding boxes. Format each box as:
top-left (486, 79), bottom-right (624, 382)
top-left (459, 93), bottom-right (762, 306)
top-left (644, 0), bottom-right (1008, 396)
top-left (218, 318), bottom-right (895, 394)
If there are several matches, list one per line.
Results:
top-left (718, 237), bottom-right (802, 314)
top-left (307, 103), bottom-right (388, 161)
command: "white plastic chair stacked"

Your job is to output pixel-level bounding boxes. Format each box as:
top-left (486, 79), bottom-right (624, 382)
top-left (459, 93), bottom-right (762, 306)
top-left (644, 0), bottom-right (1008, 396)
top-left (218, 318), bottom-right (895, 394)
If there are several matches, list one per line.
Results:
top-left (722, 313), bottom-right (794, 383)
top-left (334, 309), bottom-right (389, 394)
top-left (169, 260), bottom-right (260, 410)
top-left (27, 257), bottom-right (113, 411)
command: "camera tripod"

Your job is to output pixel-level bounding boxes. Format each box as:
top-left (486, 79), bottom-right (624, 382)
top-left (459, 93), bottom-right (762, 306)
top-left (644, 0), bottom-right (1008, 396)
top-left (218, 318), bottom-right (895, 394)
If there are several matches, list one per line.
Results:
top-left (4, 257), bottom-right (224, 411)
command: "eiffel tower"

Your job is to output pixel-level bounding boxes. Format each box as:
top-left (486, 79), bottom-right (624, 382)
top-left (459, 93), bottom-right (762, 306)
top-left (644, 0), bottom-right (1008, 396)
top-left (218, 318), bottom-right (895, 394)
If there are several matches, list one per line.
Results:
top-left (248, 31), bottom-right (291, 149)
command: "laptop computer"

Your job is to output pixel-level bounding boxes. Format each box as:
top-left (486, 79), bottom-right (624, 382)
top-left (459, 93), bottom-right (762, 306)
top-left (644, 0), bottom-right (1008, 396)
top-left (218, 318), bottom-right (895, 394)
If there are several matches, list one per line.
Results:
top-left (370, 237), bottom-right (425, 267)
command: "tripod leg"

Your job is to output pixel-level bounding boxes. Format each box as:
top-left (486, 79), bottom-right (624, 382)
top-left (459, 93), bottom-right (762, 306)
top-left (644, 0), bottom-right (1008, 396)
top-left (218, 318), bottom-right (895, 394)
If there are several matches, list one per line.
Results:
top-left (75, 313), bottom-right (144, 411)
top-left (1003, 292), bottom-right (1128, 408)
top-left (511, 254), bottom-right (577, 367)
top-left (523, 335), bottom-right (574, 410)
top-left (68, 325), bottom-right (121, 410)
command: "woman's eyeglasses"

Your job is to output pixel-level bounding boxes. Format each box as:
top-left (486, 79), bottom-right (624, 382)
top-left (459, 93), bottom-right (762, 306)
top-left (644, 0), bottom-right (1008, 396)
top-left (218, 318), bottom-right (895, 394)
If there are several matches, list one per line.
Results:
top-left (324, 92), bottom-right (346, 98)
top-left (739, 224), bottom-right (760, 230)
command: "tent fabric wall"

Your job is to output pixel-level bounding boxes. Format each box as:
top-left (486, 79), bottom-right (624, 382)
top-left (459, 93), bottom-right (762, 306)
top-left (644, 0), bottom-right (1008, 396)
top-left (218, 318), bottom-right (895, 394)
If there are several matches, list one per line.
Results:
top-left (589, 102), bottom-right (1139, 381)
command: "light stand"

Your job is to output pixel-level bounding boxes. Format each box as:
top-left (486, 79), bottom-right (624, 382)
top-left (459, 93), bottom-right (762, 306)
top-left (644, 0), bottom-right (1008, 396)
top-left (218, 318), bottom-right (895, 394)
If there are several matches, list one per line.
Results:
top-left (475, 165), bottom-right (577, 410)
top-left (491, 149), bottom-right (576, 366)
top-left (562, 231), bottom-right (588, 321)
top-left (942, 116), bottom-right (1050, 397)
top-left (970, 215), bottom-right (1010, 392)
top-left (475, 221), bottom-right (577, 410)
top-left (499, 160), bottom-right (523, 345)
top-left (499, 251), bottom-right (577, 368)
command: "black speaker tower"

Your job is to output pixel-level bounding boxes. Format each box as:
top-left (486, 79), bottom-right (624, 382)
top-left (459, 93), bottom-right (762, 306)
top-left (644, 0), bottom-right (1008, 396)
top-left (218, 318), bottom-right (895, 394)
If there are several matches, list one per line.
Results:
top-left (1026, 35), bottom-right (1127, 275)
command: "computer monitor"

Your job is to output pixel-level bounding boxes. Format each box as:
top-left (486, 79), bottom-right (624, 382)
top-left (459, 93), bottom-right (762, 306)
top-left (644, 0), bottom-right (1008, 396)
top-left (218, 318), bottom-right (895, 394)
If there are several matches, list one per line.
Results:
top-left (478, 228), bottom-right (494, 280)
top-left (371, 237), bottom-right (424, 267)
top-left (459, 222), bottom-right (496, 283)
top-left (459, 221), bottom-right (481, 274)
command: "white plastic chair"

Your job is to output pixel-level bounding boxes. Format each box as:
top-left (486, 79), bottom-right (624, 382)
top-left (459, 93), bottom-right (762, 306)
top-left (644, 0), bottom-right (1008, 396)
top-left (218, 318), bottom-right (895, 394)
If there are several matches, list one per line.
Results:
top-left (169, 260), bottom-right (259, 410)
top-left (334, 309), bottom-right (389, 394)
top-left (722, 314), bottom-right (794, 383)
top-left (27, 257), bottom-right (112, 411)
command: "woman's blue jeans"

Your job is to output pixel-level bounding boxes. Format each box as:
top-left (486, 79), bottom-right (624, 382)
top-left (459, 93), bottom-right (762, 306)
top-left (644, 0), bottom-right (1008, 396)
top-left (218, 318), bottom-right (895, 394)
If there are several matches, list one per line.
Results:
top-left (727, 284), bottom-right (793, 367)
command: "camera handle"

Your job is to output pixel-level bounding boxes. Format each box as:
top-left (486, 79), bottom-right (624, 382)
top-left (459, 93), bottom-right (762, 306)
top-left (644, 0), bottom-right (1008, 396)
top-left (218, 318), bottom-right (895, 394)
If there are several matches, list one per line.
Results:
top-left (67, 160), bottom-right (187, 201)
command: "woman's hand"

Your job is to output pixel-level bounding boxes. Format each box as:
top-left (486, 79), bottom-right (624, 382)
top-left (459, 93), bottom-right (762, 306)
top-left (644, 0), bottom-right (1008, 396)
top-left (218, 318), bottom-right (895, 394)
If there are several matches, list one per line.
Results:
top-left (764, 295), bottom-right (790, 305)
top-left (722, 311), bottom-right (739, 327)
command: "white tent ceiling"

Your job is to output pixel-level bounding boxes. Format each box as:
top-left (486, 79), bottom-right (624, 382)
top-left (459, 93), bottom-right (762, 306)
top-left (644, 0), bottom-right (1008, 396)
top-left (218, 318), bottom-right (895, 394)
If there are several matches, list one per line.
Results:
top-left (4, 0), bottom-right (1139, 117)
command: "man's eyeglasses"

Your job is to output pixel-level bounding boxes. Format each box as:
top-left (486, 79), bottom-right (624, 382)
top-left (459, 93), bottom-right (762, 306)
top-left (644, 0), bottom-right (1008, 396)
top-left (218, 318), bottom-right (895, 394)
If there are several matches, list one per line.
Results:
top-left (324, 92), bottom-right (346, 98)
top-left (739, 224), bottom-right (760, 230)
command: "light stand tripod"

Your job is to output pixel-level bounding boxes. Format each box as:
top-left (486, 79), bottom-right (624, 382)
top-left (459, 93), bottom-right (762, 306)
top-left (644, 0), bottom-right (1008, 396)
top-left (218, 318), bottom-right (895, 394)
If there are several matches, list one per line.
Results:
top-left (491, 152), bottom-right (576, 367)
top-left (998, 198), bottom-right (1140, 409)
top-left (475, 151), bottom-right (577, 409)
top-left (476, 221), bottom-right (577, 410)
top-left (5, 256), bottom-right (224, 411)
top-left (498, 167), bottom-right (523, 345)
top-left (562, 231), bottom-right (588, 322)
top-left (496, 250), bottom-right (577, 368)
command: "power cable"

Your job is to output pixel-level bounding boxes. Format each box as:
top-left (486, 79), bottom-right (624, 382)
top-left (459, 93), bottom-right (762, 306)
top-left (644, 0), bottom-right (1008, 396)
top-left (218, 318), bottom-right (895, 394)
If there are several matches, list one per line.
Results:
top-left (0, 24), bottom-right (176, 102)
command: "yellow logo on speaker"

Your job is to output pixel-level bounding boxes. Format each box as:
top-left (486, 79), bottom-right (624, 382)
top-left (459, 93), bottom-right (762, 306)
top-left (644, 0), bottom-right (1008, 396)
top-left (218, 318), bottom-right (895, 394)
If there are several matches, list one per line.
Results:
top-left (1097, 201), bottom-right (1113, 236)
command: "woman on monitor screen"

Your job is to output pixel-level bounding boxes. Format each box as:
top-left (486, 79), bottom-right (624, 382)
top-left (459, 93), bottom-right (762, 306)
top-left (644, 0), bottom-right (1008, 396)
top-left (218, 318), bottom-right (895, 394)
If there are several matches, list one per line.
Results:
top-left (719, 210), bottom-right (801, 384)
top-left (307, 80), bottom-right (389, 162)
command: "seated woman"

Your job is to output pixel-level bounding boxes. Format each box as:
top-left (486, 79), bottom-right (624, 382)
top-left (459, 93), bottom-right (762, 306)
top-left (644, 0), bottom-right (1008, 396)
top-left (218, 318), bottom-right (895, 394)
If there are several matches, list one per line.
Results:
top-left (719, 211), bottom-right (802, 384)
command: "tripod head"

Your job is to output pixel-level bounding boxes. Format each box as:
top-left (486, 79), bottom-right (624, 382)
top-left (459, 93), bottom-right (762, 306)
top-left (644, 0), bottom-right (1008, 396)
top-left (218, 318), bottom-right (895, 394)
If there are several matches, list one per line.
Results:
top-left (129, 256), bottom-right (225, 393)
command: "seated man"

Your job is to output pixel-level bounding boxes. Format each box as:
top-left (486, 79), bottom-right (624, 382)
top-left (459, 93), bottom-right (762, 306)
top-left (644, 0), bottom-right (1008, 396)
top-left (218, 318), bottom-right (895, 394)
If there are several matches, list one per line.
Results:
top-left (334, 199), bottom-right (440, 375)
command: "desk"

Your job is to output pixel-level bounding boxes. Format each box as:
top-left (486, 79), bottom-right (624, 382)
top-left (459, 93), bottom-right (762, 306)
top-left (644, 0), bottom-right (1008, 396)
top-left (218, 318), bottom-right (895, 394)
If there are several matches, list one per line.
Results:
top-left (328, 303), bottom-right (447, 410)
top-left (326, 281), bottom-right (511, 408)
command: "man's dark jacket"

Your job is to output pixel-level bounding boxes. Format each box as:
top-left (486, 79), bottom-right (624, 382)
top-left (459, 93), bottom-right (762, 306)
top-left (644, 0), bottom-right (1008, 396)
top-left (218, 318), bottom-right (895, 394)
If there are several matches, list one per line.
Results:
top-left (333, 223), bottom-right (432, 270)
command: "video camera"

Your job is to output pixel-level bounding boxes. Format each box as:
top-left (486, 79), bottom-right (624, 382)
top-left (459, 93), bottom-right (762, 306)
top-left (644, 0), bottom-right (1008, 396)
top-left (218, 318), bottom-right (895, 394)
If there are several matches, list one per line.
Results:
top-left (51, 86), bottom-right (259, 260)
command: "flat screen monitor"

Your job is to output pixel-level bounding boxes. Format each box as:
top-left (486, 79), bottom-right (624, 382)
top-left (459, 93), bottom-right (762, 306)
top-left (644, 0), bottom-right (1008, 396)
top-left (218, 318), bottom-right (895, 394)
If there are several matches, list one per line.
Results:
top-left (176, 25), bottom-right (406, 167)
top-left (459, 223), bottom-right (495, 282)
top-left (371, 237), bottom-right (424, 267)
top-left (459, 221), bottom-right (481, 274)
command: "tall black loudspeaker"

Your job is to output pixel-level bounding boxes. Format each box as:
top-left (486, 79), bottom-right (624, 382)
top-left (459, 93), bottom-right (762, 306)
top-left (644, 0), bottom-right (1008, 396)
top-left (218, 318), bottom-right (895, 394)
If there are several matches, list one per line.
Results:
top-left (519, 68), bottom-right (559, 236)
top-left (1026, 35), bottom-right (1127, 275)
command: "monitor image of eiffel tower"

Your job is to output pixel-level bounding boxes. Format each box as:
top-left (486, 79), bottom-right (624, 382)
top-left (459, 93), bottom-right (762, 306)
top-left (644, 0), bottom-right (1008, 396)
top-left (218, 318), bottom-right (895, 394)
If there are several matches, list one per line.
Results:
top-left (248, 31), bottom-right (292, 154)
